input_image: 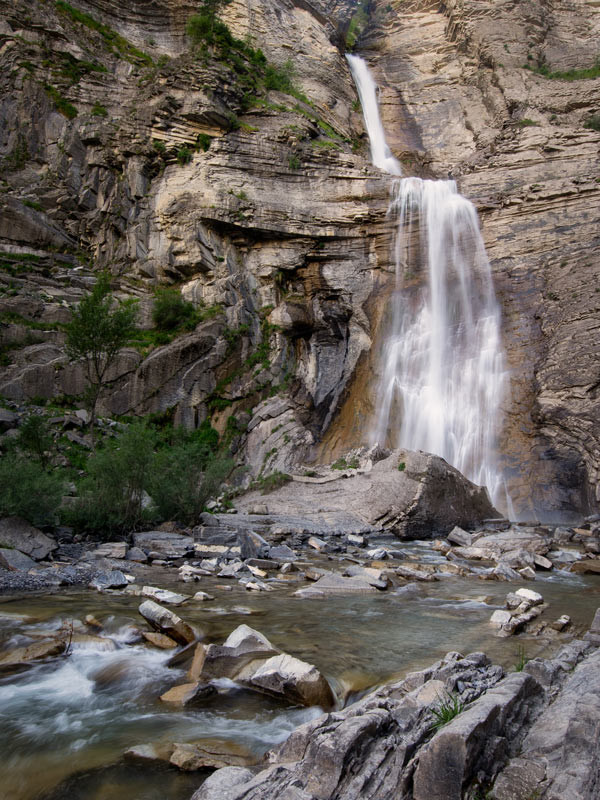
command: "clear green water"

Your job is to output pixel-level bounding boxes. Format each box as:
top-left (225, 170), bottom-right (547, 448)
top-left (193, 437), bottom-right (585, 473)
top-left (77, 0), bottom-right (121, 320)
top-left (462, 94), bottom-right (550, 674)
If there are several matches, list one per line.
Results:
top-left (1, 547), bottom-right (598, 800)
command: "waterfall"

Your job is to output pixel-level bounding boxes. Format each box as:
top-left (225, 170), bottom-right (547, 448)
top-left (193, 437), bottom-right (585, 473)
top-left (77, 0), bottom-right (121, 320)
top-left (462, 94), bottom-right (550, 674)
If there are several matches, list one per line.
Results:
top-left (348, 55), bottom-right (508, 509)
top-left (346, 54), bottom-right (403, 175)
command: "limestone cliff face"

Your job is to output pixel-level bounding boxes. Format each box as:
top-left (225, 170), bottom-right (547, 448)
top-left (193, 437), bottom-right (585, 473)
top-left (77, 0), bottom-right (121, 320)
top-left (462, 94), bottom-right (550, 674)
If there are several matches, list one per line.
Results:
top-left (0, 0), bottom-right (599, 518)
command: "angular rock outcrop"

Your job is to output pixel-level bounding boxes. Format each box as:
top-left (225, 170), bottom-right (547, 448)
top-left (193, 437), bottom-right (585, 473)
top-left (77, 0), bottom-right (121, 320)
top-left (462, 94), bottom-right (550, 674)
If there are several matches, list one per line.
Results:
top-left (0, 517), bottom-right (57, 560)
top-left (190, 634), bottom-right (599, 800)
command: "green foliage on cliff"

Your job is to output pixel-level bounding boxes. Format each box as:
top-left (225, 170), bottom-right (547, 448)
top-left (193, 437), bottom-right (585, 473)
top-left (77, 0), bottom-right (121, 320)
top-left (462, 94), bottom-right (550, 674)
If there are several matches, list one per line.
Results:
top-left (44, 84), bottom-right (78, 119)
top-left (152, 287), bottom-right (198, 332)
top-left (524, 56), bottom-right (600, 81)
top-left (55, 1), bottom-right (153, 66)
top-left (345, 0), bottom-right (370, 52)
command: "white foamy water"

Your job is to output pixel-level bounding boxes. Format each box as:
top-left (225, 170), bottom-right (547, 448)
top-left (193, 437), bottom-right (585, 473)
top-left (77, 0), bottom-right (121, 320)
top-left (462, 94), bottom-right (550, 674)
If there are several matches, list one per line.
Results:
top-left (347, 56), bottom-right (509, 510)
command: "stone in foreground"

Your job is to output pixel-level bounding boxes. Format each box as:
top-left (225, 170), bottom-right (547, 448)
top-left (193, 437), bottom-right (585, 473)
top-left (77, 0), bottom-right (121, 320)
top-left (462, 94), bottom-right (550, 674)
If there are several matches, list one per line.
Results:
top-left (138, 600), bottom-right (196, 645)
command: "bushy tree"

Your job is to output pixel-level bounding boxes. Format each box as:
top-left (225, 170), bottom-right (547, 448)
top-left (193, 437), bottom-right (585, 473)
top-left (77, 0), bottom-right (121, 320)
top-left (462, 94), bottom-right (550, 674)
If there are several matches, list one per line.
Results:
top-left (64, 273), bottom-right (137, 434)
top-left (0, 453), bottom-right (64, 526)
top-left (65, 422), bottom-right (158, 536)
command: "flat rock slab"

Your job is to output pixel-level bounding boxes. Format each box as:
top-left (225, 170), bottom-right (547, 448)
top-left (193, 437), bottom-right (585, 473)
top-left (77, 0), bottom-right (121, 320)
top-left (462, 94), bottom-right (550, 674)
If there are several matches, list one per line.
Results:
top-left (141, 586), bottom-right (189, 605)
top-left (294, 572), bottom-right (377, 597)
top-left (0, 638), bottom-right (67, 668)
top-left (133, 531), bottom-right (194, 557)
top-left (0, 516), bottom-right (57, 560)
top-left (170, 738), bottom-right (259, 771)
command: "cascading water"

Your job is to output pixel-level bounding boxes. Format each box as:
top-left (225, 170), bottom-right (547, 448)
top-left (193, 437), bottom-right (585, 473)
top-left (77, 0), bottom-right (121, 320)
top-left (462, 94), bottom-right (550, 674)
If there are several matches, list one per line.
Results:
top-left (347, 55), bottom-right (509, 510)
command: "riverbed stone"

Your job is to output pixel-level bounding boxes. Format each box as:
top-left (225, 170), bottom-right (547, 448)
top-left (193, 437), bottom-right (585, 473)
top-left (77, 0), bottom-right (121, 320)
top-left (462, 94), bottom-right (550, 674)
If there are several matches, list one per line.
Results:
top-left (0, 548), bottom-right (37, 571)
top-left (0, 638), bottom-right (67, 668)
top-left (170, 739), bottom-right (258, 771)
top-left (237, 530), bottom-right (269, 559)
top-left (160, 681), bottom-right (216, 706)
top-left (90, 570), bottom-right (129, 590)
top-left (133, 530), bottom-right (194, 558)
top-left (142, 631), bottom-right (178, 649)
top-left (571, 559), bottom-right (600, 574)
top-left (198, 624), bottom-right (279, 681)
top-left (0, 517), bottom-right (57, 560)
top-left (294, 572), bottom-right (377, 597)
top-left (190, 766), bottom-right (256, 800)
top-left (447, 526), bottom-right (473, 547)
top-left (126, 546), bottom-right (148, 563)
top-left (515, 587), bottom-right (543, 605)
top-left (92, 542), bottom-right (127, 559)
top-left (141, 586), bottom-right (189, 605)
top-left (248, 653), bottom-right (335, 708)
top-left (138, 600), bottom-right (196, 645)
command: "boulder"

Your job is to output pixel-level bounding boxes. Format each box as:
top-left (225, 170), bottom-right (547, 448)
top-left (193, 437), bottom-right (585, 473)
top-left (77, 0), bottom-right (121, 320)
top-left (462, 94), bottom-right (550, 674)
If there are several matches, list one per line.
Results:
top-left (0, 547), bottom-right (37, 571)
top-left (515, 587), bottom-right (543, 605)
top-left (198, 624), bottom-right (278, 681)
top-left (90, 570), bottom-right (129, 590)
top-left (413, 673), bottom-right (543, 800)
top-left (571, 559), bottom-right (600, 574)
top-left (234, 450), bottom-right (497, 540)
top-left (190, 766), bottom-right (255, 799)
top-left (237, 530), bottom-right (269, 559)
top-left (344, 565), bottom-right (388, 589)
top-left (138, 600), bottom-right (196, 645)
top-left (248, 653), bottom-right (335, 708)
top-left (447, 526), bottom-right (473, 547)
top-left (0, 516), bottom-right (57, 560)
top-left (126, 546), bottom-right (148, 563)
top-left (269, 544), bottom-right (297, 562)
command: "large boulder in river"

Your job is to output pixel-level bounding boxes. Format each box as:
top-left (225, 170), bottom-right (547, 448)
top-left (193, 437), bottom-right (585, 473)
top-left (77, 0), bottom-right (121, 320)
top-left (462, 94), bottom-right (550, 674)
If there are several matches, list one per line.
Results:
top-left (234, 449), bottom-right (497, 539)
top-left (195, 624), bottom-right (334, 708)
top-left (138, 600), bottom-right (196, 644)
top-left (0, 516), bottom-right (57, 560)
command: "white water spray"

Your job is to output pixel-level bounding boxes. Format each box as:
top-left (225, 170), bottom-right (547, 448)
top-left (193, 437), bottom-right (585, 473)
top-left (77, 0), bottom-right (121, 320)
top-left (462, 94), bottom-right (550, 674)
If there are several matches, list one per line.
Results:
top-left (348, 56), bottom-right (509, 508)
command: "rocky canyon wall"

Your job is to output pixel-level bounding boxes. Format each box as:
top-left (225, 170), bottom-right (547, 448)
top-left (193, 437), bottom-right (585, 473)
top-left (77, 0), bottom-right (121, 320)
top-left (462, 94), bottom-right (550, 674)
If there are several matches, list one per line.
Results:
top-left (0, 0), bottom-right (598, 519)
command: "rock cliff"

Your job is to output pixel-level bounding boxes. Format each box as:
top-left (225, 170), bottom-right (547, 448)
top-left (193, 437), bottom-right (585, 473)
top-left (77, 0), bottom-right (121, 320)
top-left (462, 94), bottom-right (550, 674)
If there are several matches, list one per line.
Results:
top-left (0, 0), bottom-right (599, 518)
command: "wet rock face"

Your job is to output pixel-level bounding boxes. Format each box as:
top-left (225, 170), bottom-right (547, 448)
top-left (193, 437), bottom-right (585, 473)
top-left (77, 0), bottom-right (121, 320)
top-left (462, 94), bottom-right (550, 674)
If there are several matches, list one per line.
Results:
top-left (349, 0), bottom-right (600, 519)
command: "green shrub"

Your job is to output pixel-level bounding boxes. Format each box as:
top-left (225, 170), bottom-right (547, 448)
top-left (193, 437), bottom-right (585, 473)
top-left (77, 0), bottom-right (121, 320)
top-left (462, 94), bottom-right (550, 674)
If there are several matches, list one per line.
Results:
top-left (66, 420), bottom-right (230, 532)
top-left (153, 138), bottom-right (167, 155)
top-left (196, 133), bottom-right (212, 151)
top-left (152, 287), bottom-right (197, 331)
top-left (91, 101), bottom-right (108, 117)
top-left (265, 59), bottom-right (295, 93)
top-left (44, 84), bottom-right (77, 119)
top-left (65, 422), bottom-right (158, 536)
top-left (331, 456), bottom-right (359, 470)
top-left (288, 154), bottom-right (301, 170)
top-left (149, 434), bottom-right (231, 522)
top-left (517, 118), bottom-right (539, 127)
top-left (514, 644), bottom-right (530, 672)
top-left (176, 146), bottom-right (192, 165)
top-left (0, 453), bottom-right (64, 526)
top-left (584, 114), bottom-right (600, 131)
top-left (17, 415), bottom-right (54, 467)
top-left (397, 461), bottom-right (406, 471)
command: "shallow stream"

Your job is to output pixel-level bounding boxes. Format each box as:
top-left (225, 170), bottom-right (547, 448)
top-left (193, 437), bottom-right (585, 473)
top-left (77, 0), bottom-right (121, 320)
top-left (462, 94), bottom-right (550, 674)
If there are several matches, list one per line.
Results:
top-left (2, 543), bottom-right (599, 800)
